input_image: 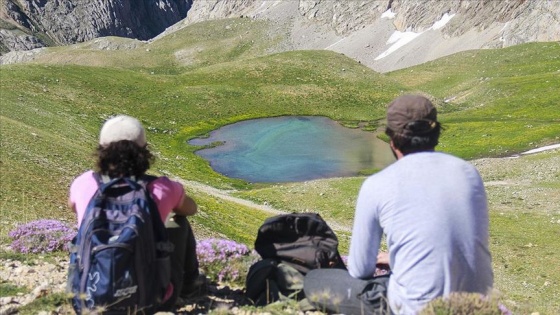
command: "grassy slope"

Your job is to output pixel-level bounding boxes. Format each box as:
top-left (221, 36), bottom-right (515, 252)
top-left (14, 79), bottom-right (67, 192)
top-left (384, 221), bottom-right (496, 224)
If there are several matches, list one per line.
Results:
top-left (0, 18), bottom-right (403, 243)
top-left (1, 18), bottom-right (559, 313)
top-left (386, 42), bottom-right (560, 159)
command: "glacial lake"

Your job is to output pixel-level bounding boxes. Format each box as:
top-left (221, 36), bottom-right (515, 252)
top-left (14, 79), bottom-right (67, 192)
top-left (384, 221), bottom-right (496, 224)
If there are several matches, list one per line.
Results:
top-left (189, 116), bottom-right (395, 183)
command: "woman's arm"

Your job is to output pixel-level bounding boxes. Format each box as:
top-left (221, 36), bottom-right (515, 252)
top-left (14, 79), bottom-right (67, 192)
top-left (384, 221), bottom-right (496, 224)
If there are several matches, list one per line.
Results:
top-left (173, 194), bottom-right (197, 216)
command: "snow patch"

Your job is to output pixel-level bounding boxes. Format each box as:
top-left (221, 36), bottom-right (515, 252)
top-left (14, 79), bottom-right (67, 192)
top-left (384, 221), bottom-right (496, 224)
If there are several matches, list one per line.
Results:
top-left (431, 13), bottom-right (455, 30)
top-left (374, 13), bottom-right (456, 60)
top-left (325, 37), bottom-right (346, 49)
top-left (381, 9), bottom-right (396, 19)
top-left (499, 21), bottom-right (510, 42)
top-left (374, 31), bottom-right (421, 60)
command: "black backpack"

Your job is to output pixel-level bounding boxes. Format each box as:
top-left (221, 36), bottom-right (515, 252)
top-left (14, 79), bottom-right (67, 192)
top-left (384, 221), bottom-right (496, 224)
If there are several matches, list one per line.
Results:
top-left (246, 213), bottom-right (346, 305)
top-left (67, 173), bottom-right (173, 314)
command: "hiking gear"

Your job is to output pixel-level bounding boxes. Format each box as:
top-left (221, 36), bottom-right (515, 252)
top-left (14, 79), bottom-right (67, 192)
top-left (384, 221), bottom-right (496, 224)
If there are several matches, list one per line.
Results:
top-left (304, 269), bottom-right (391, 315)
top-left (99, 115), bottom-right (147, 147)
top-left (180, 274), bottom-right (209, 300)
top-left (246, 213), bottom-right (346, 306)
top-left (254, 212), bottom-right (346, 274)
top-left (387, 94), bottom-right (437, 135)
top-left (67, 173), bottom-right (173, 314)
top-left (245, 258), bottom-right (306, 306)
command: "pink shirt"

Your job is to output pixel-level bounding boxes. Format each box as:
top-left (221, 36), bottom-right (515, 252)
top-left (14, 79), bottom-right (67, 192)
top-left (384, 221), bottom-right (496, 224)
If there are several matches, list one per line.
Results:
top-left (69, 170), bottom-right (185, 226)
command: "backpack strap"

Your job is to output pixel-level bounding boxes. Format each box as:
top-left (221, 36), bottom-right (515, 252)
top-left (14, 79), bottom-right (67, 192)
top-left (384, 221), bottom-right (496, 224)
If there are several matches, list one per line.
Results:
top-left (91, 172), bottom-right (172, 252)
top-left (139, 174), bottom-right (175, 255)
top-left (92, 172), bottom-right (141, 193)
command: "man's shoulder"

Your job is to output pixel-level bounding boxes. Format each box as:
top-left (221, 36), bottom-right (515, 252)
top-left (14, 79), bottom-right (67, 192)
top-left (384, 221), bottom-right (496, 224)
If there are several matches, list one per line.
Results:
top-left (363, 162), bottom-right (400, 188)
top-left (412, 151), bottom-right (473, 167)
top-left (434, 152), bottom-right (479, 170)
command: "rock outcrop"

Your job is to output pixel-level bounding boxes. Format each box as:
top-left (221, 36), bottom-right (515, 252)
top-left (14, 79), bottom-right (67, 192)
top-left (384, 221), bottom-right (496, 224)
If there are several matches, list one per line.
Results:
top-left (181, 0), bottom-right (560, 46)
top-left (0, 0), bottom-right (192, 54)
top-left (174, 0), bottom-right (560, 72)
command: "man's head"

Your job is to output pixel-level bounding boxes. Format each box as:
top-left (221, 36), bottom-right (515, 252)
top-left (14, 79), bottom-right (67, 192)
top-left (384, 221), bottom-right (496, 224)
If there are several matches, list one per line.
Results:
top-left (385, 95), bottom-right (441, 155)
top-left (97, 115), bottom-right (153, 177)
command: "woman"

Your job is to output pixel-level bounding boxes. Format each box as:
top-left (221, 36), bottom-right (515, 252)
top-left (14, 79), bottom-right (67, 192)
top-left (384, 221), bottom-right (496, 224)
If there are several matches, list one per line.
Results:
top-left (68, 115), bottom-right (206, 310)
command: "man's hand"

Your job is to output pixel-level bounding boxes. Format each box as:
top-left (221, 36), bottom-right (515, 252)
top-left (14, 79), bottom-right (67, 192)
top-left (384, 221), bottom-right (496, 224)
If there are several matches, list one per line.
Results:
top-left (377, 251), bottom-right (390, 265)
top-left (374, 251), bottom-right (391, 276)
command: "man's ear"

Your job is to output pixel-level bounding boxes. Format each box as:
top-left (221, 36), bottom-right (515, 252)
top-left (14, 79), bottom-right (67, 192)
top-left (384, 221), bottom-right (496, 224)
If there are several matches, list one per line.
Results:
top-left (390, 140), bottom-right (403, 160)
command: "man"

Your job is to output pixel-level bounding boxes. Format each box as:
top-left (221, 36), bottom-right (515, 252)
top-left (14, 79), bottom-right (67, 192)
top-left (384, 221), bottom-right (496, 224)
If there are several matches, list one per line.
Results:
top-left (68, 115), bottom-right (206, 311)
top-left (304, 95), bottom-right (493, 314)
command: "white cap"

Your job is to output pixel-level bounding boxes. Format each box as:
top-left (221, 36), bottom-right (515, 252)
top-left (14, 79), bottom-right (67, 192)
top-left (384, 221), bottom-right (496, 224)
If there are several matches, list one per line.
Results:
top-left (99, 115), bottom-right (147, 147)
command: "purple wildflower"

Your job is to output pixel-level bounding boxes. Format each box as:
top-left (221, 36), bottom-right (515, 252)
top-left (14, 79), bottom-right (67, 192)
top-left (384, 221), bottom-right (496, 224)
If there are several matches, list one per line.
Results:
top-left (196, 238), bottom-right (258, 285)
top-left (197, 238), bottom-right (249, 264)
top-left (498, 303), bottom-right (512, 315)
top-left (9, 219), bottom-right (77, 254)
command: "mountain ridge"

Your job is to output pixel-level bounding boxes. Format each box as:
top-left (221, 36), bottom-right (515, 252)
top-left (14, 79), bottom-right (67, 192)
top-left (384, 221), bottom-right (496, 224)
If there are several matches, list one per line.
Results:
top-left (173, 0), bottom-right (560, 72)
top-left (0, 0), bottom-right (192, 52)
top-left (1, 0), bottom-right (559, 72)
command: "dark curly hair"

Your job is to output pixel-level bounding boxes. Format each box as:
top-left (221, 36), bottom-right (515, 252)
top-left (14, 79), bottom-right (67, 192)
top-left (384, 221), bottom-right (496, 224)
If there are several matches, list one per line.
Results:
top-left (96, 140), bottom-right (154, 178)
top-left (385, 120), bottom-right (442, 154)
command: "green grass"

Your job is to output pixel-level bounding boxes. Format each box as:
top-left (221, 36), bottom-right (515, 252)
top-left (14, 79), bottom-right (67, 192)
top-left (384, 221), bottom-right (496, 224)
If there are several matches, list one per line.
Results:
top-left (17, 292), bottom-right (72, 315)
top-left (490, 211), bottom-right (560, 314)
top-left (0, 282), bottom-right (28, 297)
top-left (233, 177), bottom-right (364, 228)
top-left (189, 191), bottom-right (276, 245)
top-left (1, 18), bottom-right (560, 313)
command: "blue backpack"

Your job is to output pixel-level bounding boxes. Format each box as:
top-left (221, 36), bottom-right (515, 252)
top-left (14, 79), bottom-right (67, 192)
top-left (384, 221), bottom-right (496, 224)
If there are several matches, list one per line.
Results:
top-left (67, 173), bottom-right (173, 314)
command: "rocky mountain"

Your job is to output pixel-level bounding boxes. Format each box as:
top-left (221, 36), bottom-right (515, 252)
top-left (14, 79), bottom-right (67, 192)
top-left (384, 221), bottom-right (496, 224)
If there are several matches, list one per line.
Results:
top-left (1, 0), bottom-right (559, 72)
top-left (0, 0), bottom-right (192, 54)
top-left (169, 0), bottom-right (560, 72)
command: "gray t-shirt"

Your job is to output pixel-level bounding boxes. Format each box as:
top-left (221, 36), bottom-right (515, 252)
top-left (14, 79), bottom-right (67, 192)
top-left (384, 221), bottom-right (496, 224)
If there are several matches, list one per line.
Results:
top-left (348, 151), bottom-right (493, 314)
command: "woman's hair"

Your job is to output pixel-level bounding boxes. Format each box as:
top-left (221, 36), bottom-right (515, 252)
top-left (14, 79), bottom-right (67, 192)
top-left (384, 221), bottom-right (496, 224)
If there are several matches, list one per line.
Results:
top-left (385, 120), bottom-right (442, 154)
top-left (96, 140), bottom-right (154, 178)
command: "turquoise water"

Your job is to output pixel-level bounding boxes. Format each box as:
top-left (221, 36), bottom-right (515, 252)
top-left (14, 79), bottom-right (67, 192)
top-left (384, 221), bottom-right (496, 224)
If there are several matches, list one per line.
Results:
top-left (189, 116), bottom-right (395, 183)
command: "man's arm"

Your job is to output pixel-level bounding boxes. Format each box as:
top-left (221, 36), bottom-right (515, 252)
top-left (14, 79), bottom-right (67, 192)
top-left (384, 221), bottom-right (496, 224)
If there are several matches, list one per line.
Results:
top-left (347, 178), bottom-right (384, 279)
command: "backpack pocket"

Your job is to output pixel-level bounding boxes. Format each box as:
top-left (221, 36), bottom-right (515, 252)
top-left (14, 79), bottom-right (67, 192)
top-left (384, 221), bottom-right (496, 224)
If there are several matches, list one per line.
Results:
top-left (78, 226), bottom-right (139, 311)
top-left (86, 242), bottom-right (138, 310)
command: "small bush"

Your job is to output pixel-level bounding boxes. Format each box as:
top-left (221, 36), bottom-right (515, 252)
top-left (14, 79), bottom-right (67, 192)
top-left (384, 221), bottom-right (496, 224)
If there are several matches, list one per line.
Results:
top-left (18, 292), bottom-right (72, 314)
top-left (8, 219), bottom-right (77, 254)
top-left (197, 238), bottom-right (259, 286)
top-left (0, 283), bottom-right (28, 297)
top-left (420, 292), bottom-right (512, 315)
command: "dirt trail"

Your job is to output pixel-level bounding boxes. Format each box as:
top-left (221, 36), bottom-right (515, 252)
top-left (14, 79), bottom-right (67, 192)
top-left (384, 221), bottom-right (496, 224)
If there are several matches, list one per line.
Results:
top-left (178, 179), bottom-right (353, 233)
top-left (180, 180), bottom-right (286, 215)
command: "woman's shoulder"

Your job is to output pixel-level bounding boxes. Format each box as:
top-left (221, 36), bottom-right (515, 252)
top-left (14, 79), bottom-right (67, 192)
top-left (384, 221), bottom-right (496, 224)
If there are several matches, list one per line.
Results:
top-left (145, 175), bottom-right (185, 210)
top-left (146, 175), bottom-right (183, 191)
top-left (71, 170), bottom-right (96, 186)
top-left (147, 175), bottom-right (172, 185)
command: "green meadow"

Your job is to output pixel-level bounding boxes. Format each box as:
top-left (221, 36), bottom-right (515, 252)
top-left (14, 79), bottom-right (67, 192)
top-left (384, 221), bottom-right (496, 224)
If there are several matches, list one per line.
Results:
top-left (1, 18), bottom-right (559, 313)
